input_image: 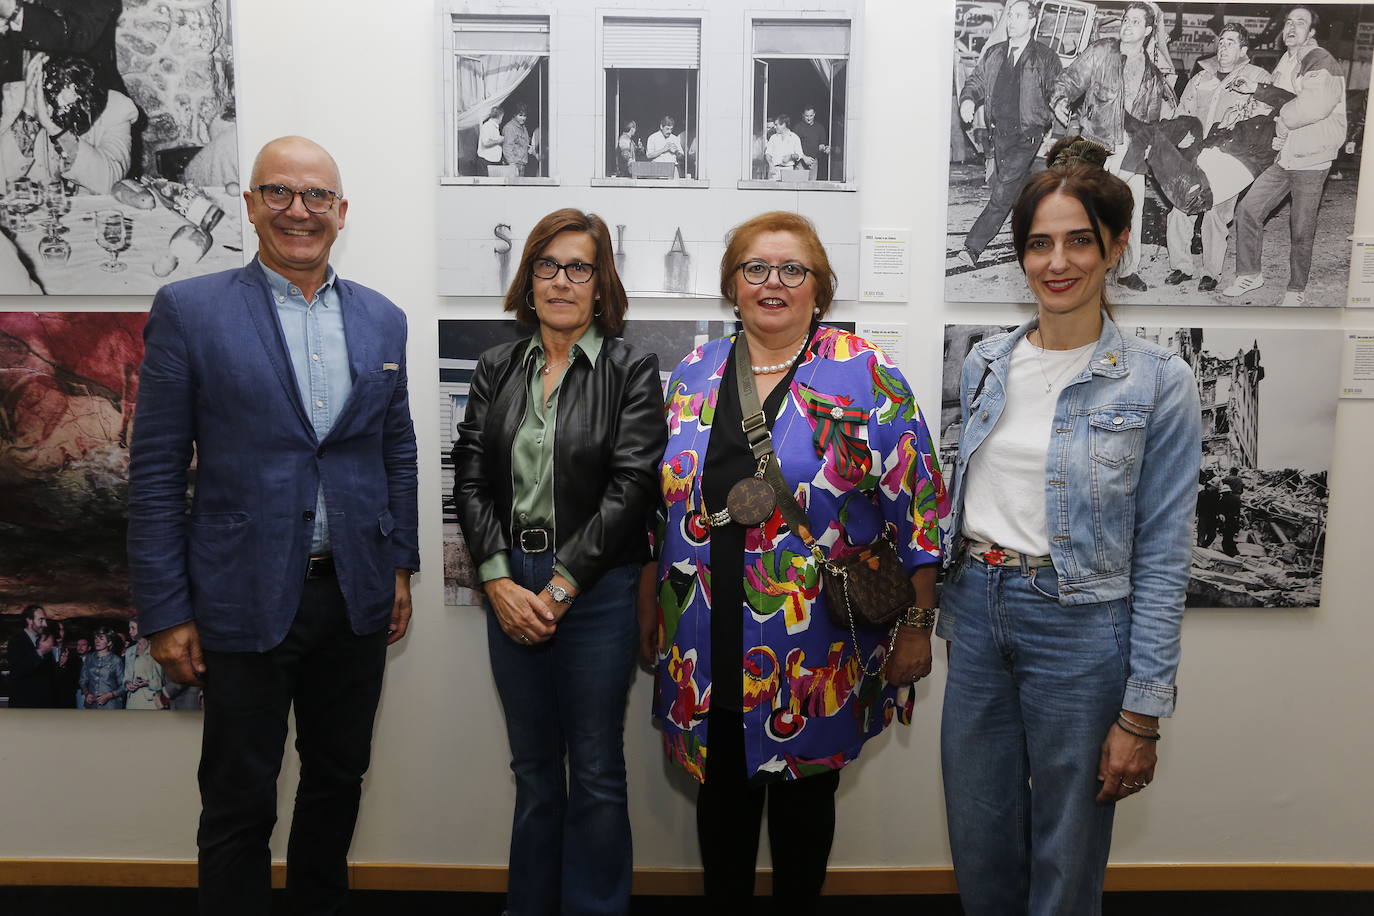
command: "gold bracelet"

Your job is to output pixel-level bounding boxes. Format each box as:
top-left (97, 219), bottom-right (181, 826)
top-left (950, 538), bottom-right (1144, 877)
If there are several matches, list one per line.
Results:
top-left (897, 606), bottom-right (936, 629)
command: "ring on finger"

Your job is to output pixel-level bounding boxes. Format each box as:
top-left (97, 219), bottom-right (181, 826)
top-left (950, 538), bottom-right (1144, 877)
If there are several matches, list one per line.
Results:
top-left (519, 634), bottom-right (531, 645)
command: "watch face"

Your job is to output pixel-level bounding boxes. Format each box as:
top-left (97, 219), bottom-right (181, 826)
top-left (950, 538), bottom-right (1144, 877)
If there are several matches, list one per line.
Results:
top-left (547, 584), bottom-right (569, 603)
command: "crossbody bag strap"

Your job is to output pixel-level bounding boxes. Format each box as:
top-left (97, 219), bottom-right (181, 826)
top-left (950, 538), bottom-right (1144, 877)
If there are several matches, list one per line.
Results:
top-left (734, 331), bottom-right (827, 563)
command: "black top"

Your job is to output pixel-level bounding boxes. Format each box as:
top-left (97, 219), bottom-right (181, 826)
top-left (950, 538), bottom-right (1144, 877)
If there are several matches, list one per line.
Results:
top-left (991, 43), bottom-right (1026, 133)
top-left (703, 331), bottom-right (808, 712)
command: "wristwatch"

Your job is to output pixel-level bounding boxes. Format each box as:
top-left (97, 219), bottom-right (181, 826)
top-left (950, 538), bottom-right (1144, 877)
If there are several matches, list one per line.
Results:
top-left (544, 583), bottom-right (573, 605)
top-left (897, 606), bottom-right (937, 629)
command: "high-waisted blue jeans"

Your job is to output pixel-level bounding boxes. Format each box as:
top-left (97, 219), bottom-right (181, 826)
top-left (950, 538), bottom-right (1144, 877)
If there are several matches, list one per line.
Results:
top-left (940, 556), bottom-right (1131, 916)
top-left (486, 547), bottom-right (639, 916)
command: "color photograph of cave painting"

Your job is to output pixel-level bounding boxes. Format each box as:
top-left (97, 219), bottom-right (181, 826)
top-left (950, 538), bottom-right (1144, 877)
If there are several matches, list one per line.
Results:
top-left (0, 313), bottom-right (198, 711)
top-left (0, 0), bottom-right (243, 296)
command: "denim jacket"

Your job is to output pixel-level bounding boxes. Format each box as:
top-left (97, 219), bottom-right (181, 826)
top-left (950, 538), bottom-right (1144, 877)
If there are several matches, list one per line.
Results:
top-left (940, 317), bottom-right (1201, 717)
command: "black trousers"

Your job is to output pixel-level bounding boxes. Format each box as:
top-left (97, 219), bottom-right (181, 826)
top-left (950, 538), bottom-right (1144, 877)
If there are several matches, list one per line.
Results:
top-left (696, 709), bottom-right (841, 916)
top-left (197, 572), bottom-right (388, 916)
top-left (965, 127), bottom-right (1044, 259)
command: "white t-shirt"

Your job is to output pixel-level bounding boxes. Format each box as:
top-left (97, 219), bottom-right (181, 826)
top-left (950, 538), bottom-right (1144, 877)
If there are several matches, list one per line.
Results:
top-left (961, 336), bottom-right (1096, 556)
top-left (478, 118), bottom-right (503, 164)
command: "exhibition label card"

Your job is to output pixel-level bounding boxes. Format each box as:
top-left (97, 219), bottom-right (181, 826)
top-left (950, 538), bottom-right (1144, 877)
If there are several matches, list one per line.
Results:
top-left (1347, 237), bottom-right (1374, 307)
top-left (859, 229), bottom-right (910, 302)
top-left (1339, 331), bottom-right (1374, 397)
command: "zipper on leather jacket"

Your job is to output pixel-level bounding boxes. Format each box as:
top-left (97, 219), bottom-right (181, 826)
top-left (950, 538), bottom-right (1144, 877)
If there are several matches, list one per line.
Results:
top-left (508, 360), bottom-right (531, 548)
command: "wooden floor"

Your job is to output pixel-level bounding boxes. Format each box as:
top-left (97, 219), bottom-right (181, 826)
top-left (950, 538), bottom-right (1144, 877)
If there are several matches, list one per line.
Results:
top-left (1, 887), bottom-right (1372, 915)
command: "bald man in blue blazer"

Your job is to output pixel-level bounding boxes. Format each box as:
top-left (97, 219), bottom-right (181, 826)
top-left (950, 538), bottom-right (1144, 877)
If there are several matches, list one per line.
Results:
top-left (127, 136), bottom-right (419, 916)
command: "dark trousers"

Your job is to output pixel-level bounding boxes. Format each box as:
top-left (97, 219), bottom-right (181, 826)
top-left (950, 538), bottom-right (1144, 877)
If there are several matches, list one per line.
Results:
top-left (486, 548), bottom-right (638, 916)
top-left (197, 573), bottom-right (388, 916)
top-left (965, 128), bottom-right (1043, 258)
top-left (696, 709), bottom-right (840, 916)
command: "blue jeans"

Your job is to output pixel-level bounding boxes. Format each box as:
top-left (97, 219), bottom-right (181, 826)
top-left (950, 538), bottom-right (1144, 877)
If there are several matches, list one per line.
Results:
top-left (486, 547), bottom-right (638, 916)
top-left (940, 557), bottom-right (1130, 916)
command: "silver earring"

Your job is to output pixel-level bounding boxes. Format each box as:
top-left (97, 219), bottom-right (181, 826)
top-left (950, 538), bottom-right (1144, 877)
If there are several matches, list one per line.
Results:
top-left (813, 306), bottom-right (820, 316)
top-left (733, 304), bottom-right (741, 317)
top-left (594, 307), bottom-right (604, 317)
top-left (525, 290), bottom-right (536, 311)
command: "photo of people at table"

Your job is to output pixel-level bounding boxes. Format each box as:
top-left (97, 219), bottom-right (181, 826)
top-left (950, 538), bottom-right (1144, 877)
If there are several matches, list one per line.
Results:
top-left (0, 0), bottom-right (241, 295)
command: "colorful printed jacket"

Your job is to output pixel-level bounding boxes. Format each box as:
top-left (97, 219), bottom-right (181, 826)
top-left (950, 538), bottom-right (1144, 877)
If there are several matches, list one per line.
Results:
top-left (649, 327), bottom-right (947, 784)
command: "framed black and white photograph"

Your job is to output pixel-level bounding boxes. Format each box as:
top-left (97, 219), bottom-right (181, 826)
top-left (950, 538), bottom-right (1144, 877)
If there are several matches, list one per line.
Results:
top-left (941, 323), bottom-right (1339, 608)
top-left (0, 0), bottom-right (242, 296)
top-left (947, 1), bottom-right (1373, 308)
top-left (435, 0), bottom-right (862, 299)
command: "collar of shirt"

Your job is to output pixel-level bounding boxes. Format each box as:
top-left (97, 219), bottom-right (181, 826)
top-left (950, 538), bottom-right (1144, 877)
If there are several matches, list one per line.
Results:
top-left (258, 259), bottom-right (338, 307)
top-left (523, 322), bottom-right (604, 370)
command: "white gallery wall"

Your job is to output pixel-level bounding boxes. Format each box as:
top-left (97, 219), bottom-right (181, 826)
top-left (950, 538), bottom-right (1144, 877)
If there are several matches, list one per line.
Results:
top-left (1, 0), bottom-right (1372, 871)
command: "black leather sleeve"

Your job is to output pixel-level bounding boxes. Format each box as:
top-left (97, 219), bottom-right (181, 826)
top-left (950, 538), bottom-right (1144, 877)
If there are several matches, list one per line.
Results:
top-left (555, 351), bottom-right (667, 588)
top-left (451, 351), bottom-right (509, 573)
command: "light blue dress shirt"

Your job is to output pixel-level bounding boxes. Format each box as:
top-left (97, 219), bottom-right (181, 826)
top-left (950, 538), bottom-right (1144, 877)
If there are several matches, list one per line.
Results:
top-left (260, 261), bottom-right (351, 554)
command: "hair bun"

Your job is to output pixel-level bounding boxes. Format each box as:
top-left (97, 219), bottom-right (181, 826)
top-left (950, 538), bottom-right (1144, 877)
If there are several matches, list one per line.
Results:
top-left (1047, 137), bottom-right (1109, 170)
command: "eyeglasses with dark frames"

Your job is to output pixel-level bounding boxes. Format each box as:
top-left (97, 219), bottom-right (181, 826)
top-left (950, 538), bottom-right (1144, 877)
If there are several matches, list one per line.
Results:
top-left (737, 259), bottom-right (812, 288)
top-left (532, 257), bottom-right (597, 284)
top-left (253, 184), bottom-right (341, 214)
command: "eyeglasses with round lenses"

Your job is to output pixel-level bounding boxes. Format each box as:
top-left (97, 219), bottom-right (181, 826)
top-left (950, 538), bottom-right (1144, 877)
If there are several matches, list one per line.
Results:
top-left (738, 259), bottom-right (811, 288)
top-left (253, 184), bottom-right (341, 214)
top-left (532, 257), bottom-right (597, 284)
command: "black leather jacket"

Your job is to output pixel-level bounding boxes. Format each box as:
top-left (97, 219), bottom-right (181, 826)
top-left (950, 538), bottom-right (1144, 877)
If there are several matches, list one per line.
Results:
top-left (451, 335), bottom-right (666, 589)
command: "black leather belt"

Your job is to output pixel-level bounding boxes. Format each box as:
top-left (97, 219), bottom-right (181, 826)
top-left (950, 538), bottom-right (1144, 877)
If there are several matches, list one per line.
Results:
top-left (516, 527), bottom-right (552, 553)
top-left (305, 555), bottom-right (336, 579)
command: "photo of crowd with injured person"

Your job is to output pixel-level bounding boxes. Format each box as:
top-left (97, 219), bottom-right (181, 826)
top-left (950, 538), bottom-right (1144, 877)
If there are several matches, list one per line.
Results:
top-left (942, 324), bottom-right (1339, 608)
top-left (948, 1), bottom-right (1372, 307)
top-left (0, 0), bottom-right (240, 295)
top-left (0, 313), bottom-right (202, 709)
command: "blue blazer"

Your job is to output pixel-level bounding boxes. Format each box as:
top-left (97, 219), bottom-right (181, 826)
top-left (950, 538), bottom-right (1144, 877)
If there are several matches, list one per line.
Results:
top-left (127, 261), bottom-right (420, 652)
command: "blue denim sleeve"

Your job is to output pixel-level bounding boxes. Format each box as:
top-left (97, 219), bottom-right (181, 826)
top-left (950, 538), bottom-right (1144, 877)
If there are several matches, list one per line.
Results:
top-left (1124, 354), bottom-right (1201, 717)
top-left (936, 349), bottom-right (988, 640)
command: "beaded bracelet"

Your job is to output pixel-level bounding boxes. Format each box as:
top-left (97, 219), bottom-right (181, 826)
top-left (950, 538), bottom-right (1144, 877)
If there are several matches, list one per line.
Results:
top-left (1116, 715), bottom-right (1161, 741)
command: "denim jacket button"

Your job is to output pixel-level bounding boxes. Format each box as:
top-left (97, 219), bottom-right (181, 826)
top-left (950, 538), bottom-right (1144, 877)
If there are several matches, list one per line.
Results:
top-left (1113, 416), bottom-right (1125, 426)
top-left (980, 410), bottom-right (989, 420)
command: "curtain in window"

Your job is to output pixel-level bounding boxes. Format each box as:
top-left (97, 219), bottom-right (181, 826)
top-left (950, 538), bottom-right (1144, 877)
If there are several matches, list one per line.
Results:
top-left (453, 54), bottom-right (539, 130)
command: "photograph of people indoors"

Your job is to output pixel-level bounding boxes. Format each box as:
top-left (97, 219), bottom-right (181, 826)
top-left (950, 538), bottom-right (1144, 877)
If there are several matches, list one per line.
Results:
top-left (0, 0), bottom-right (242, 294)
top-left (639, 211), bottom-right (947, 913)
top-left (948, 1), bottom-right (1371, 306)
top-left (435, 0), bottom-right (862, 298)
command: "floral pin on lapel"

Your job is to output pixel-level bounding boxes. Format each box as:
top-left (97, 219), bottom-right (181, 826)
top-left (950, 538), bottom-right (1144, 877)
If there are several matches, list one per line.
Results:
top-left (1098, 352), bottom-right (1118, 366)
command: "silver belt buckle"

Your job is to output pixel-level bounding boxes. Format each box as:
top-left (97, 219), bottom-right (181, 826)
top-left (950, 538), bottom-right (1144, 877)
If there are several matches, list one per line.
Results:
top-left (518, 528), bottom-right (551, 552)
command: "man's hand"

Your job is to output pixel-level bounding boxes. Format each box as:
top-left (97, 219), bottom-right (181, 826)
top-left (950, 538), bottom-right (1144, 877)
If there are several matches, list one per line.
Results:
top-left (150, 621), bottom-right (206, 687)
top-left (960, 98), bottom-right (976, 125)
top-left (0, 0), bottom-right (17, 27)
top-left (1052, 97), bottom-right (1072, 127)
top-left (388, 569), bottom-right (413, 644)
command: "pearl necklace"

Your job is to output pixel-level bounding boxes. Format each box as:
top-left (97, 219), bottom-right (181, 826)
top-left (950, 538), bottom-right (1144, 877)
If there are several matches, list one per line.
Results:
top-left (751, 337), bottom-right (809, 374)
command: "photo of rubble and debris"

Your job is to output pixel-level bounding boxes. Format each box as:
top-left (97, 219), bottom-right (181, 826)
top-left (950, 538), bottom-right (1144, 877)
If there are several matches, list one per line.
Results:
top-left (941, 324), bottom-right (1339, 608)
